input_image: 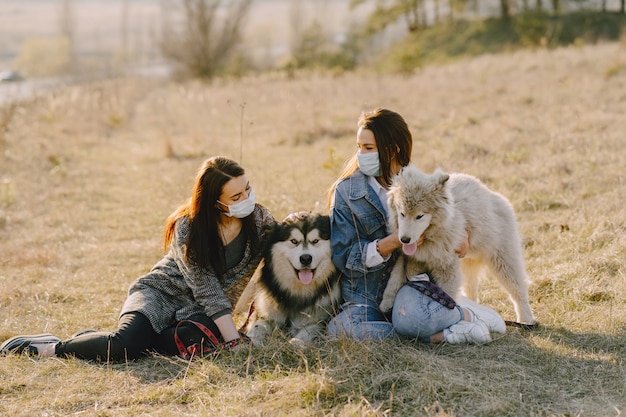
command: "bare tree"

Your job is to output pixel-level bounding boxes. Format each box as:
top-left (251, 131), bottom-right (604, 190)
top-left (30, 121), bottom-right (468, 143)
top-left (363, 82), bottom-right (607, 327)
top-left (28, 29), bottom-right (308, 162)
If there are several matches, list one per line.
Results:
top-left (160, 0), bottom-right (253, 79)
top-left (289, 0), bottom-right (305, 50)
top-left (501, 0), bottom-right (511, 18)
top-left (120, 0), bottom-right (130, 67)
top-left (351, 0), bottom-right (425, 34)
top-left (58, 0), bottom-right (77, 73)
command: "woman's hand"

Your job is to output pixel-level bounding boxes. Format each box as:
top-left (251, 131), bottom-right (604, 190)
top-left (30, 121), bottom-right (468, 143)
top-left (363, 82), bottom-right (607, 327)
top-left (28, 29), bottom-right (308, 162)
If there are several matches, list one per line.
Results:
top-left (379, 230), bottom-right (425, 257)
top-left (377, 231), bottom-right (402, 257)
top-left (214, 314), bottom-right (241, 342)
top-left (221, 332), bottom-right (251, 352)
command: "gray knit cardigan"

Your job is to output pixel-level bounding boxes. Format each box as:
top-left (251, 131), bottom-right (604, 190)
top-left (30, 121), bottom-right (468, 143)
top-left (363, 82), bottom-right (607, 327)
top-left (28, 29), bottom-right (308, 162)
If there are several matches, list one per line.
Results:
top-left (120, 204), bottom-right (275, 333)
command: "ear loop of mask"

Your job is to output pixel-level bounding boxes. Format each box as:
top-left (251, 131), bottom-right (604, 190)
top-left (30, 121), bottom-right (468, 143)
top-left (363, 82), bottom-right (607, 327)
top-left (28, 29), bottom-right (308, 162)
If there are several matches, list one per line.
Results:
top-left (216, 200), bottom-right (229, 214)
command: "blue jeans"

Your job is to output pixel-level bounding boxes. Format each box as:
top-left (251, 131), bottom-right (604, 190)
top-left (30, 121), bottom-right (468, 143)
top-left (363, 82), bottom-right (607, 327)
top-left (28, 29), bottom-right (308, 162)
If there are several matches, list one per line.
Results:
top-left (328, 284), bottom-right (463, 342)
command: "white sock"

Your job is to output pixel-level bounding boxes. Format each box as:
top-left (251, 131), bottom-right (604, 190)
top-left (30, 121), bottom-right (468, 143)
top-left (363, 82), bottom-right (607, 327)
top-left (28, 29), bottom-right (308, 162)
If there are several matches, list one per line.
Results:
top-left (31, 343), bottom-right (56, 357)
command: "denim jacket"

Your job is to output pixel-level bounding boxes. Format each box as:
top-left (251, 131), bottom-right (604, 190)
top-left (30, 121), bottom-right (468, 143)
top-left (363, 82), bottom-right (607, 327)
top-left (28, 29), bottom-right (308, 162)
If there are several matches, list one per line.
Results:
top-left (330, 170), bottom-right (396, 307)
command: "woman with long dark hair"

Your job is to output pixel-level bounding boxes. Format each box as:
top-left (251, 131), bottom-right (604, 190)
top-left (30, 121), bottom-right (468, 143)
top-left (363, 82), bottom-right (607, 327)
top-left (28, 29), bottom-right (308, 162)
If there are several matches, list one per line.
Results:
top-left (327, 108), bottom-right (506, 344)
top-left (1, 156), bottom-right (275, 361)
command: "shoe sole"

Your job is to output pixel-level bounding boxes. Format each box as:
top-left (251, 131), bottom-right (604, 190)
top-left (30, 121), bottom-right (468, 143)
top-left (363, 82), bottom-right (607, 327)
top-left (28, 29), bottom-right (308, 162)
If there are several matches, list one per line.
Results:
top-left (0, 334), bottom-right (61, 354)
top-left (447, 321), bottom-right (492, 345)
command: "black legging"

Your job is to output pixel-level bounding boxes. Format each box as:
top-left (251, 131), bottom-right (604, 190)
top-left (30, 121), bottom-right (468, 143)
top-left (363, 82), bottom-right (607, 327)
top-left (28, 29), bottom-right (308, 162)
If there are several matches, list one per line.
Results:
top-left (55, 312), bottom-right (223, 362)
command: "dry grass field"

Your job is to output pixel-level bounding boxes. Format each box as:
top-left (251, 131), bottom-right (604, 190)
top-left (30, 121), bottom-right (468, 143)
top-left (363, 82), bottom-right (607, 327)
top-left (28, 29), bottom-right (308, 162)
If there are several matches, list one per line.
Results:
top-left (0, 42), bottom-right (625, 416)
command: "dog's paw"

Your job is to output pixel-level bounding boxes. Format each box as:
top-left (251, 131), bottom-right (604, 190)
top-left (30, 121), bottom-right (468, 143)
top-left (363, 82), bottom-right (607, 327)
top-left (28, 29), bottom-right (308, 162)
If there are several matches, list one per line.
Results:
top-left (379, 297), bottom-right (393, 313)
top-left (288, 337), bottom-right (308, 349)
top-left (246, 321), bottom-right (270, 347)
top-left (289, 326), bottom-right (319, 347)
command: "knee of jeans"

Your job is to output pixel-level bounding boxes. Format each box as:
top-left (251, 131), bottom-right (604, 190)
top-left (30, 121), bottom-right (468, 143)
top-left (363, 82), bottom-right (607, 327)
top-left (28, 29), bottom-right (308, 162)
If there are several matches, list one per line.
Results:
top-left (393, 312), bottom-right (440, 340)
top-left (392, 313), bottom-right (419, 337)
top-left (394, 284), bottom-right (423, 305)
top-left (328, 307), bottom-right (393, 340)
top-left (327, 309), bottom-right (354, 336)
top-left (392, 287), bottom-right (450, 338)
top-left (327, 314), bottom-right (344, 338)
top-left (393, 287), bottom-right (429, 318)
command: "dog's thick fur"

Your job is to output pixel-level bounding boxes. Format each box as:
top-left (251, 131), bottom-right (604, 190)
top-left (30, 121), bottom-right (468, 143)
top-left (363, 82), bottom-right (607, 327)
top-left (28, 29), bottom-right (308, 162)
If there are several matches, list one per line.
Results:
top-left (379, 165), bottom-right (536, 325)
top-left (245, 212), bottom-right (342, 346)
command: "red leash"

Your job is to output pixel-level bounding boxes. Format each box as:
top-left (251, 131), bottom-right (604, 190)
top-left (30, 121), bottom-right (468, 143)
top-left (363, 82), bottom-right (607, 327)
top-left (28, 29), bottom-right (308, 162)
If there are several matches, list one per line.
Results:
top-left (238, 301), bottom-right (255, 333)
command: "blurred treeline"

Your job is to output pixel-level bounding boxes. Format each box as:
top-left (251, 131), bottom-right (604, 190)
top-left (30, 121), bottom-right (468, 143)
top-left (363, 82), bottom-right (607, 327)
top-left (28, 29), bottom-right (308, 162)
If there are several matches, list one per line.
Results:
top-left (158, 0), bottom-right (626, 78)
top-left (289, 0), bottom-right (626, 74)
top-left (10, 0), bottom-right (626, 80)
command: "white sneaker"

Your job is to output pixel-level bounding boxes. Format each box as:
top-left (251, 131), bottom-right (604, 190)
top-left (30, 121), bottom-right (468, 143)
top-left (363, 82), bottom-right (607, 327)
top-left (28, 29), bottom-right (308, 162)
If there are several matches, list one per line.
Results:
top-left (445, 320), bottom-right (492, 345)
top-left (457, 296), bottom-right (506, 334)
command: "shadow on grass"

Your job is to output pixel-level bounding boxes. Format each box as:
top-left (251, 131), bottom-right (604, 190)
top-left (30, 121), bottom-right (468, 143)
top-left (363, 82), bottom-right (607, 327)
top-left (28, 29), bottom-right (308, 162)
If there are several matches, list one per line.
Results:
top-left (71, 324), bottom-right (624, 416)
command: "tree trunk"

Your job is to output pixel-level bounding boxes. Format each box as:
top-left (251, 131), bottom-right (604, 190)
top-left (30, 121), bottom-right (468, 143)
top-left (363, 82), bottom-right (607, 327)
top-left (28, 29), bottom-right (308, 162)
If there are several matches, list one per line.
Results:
top-left (59, 0), bottom-right (77, 73)
top-left (500, 0), bottom-right (510, 19)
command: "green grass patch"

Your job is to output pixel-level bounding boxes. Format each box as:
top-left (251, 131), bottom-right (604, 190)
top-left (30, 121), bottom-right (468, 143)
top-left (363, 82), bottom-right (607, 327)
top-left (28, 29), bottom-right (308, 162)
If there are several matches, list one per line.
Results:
top-left (379, 11), bottom-right (626, 72)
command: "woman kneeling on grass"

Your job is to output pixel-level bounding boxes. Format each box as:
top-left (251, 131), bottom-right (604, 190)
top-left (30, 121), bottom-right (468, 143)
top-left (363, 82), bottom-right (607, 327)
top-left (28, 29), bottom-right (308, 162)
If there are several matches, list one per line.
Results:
top-left (327, 108), bottom-right (506, 344)
top-left (1, 156), bottom-right (275, 361)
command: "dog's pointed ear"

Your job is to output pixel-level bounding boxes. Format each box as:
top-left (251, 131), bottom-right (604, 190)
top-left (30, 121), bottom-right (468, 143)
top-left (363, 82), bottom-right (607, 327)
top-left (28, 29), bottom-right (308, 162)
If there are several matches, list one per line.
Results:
top-left (316, 214), bottom-right (331, 236)
top-left (433, 168), bottom-right (450, 186)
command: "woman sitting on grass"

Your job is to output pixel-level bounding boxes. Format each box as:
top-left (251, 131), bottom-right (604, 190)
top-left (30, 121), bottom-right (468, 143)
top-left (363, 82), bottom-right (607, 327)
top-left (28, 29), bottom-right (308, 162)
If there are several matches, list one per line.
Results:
top-left (1, 156), bottom-right (275, 361)
top-left (327, 108), bottom-right (506, 344)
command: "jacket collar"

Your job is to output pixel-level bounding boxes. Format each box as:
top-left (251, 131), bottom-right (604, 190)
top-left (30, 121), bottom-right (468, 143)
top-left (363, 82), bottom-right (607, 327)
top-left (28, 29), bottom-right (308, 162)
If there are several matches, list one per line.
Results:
top-left (346, 170), bottom-right (387, 215)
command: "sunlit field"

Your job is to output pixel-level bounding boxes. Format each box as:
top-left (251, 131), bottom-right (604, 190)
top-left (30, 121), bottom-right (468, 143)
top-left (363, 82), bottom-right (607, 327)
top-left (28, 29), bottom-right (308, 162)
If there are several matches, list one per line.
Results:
top-left (0, 42), bottom-right (624, 416)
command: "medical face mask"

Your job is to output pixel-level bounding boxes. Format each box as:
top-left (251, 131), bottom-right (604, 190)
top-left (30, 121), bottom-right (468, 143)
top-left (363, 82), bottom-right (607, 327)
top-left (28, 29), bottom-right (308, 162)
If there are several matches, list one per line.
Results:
top-left (357, 152), bottom-right (381, 177)
top-left (219, 189), bottom-right (256, 218)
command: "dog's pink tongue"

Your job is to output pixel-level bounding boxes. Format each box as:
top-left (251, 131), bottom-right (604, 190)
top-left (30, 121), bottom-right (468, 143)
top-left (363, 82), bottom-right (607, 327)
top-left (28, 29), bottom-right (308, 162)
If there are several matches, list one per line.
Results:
top-left (298, 269), bottom-right (314, 285)
top-left (403, 242), bottom-right (417, 256)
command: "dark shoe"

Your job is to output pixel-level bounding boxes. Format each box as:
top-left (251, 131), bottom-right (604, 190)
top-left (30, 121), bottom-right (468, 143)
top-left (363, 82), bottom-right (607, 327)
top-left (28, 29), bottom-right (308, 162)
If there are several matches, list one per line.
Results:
top-left (0, 334), bottom-right (61, 355)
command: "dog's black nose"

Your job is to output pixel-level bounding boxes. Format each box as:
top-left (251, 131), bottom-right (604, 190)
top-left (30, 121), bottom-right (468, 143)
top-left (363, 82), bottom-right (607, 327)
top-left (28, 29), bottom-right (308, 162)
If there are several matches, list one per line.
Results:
top-left (400, 236), bottom-right (411, 244)
top-left (300, 254), bottom-right (312, 266)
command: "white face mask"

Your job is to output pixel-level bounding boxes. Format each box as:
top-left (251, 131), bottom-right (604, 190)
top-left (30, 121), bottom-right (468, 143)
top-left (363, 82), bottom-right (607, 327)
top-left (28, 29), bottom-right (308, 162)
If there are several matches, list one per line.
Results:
top-left (219, 189), bottom-right (256, 218)
top-left (357, 152), bottom-right (381, 177)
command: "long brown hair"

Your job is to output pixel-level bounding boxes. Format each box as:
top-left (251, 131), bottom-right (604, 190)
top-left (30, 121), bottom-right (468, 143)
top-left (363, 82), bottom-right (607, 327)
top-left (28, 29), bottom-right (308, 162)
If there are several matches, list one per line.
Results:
top-left (163, 156), bottom-right (259, 277)
top-left (327, 108), bottom-right (413, 207)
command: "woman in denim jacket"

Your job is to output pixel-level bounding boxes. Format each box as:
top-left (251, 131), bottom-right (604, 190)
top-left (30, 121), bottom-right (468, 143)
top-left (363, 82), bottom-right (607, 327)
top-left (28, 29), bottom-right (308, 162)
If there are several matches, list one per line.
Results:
top-left (327, 108), bottom-right (505, 344)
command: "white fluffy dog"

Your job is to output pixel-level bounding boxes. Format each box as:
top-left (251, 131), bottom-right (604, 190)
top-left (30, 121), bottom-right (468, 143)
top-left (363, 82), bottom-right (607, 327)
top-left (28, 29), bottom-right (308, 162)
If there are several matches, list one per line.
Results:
top-left (379, 165), bottom-right (536, 325)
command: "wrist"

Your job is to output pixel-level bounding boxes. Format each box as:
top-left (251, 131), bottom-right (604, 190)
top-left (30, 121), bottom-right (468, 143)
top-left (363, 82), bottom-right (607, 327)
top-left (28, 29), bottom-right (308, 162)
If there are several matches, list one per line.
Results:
top-left (222, 332), bottom-right (251, 350)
